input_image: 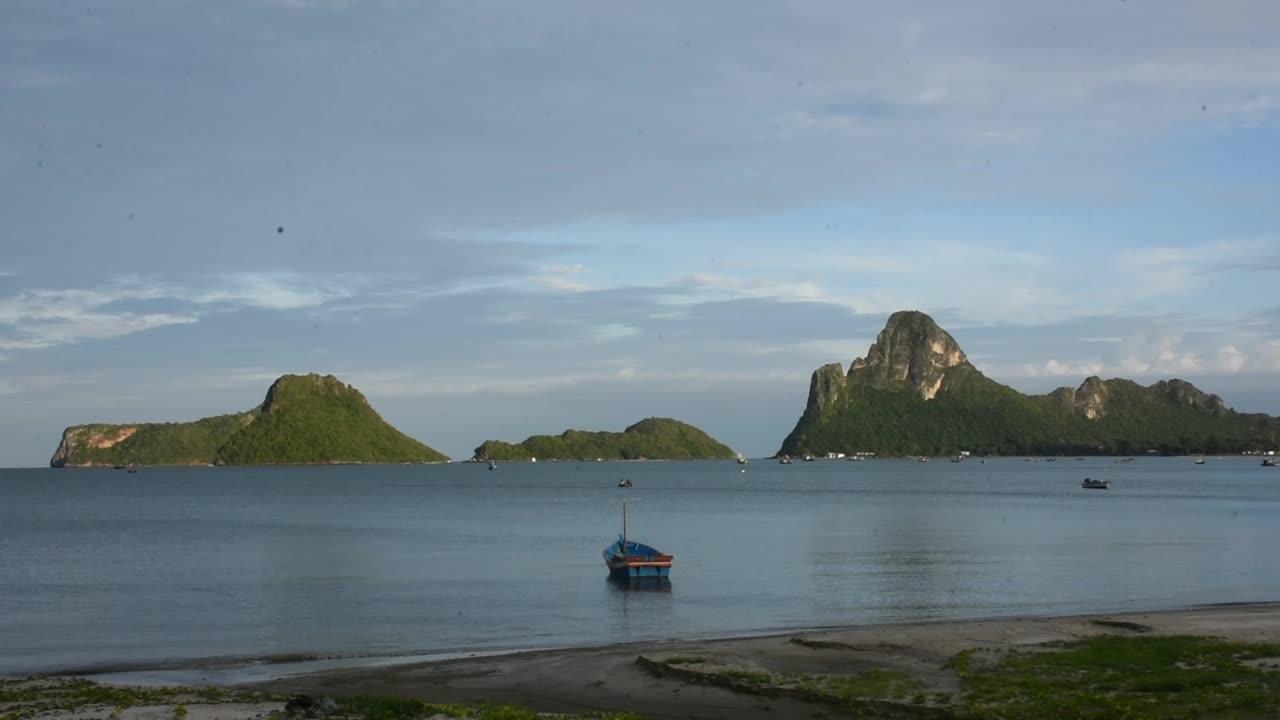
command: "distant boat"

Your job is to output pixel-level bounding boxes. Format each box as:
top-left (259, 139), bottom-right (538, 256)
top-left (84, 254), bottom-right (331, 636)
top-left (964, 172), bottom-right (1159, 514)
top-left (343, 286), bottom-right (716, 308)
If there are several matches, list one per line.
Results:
top-left (779, 455), bottom-right (793, 465)
top-left (950, 456), bottom-right (962, 463)
top-left (802, 453), bottom-right (815, 462)
top-left (603, 500), bottom-right (672, 581)
top-left (1115, 457), bottom-right (1136, 463)
top-left (1082, 477), bottom-right (1111, 489)
top-left (1045, 457), bottom-right (1057, 462)
top-left (617, 477), bottom-right (632, 487)
top-left (488, 460), bottom-right (497, 471)
top-left (126, 464), bottom-right (139, 474)
top-left (1194, 457), bottom-right (1206, 465)
top-left (1263, 459), bottom-right (1278, 467)
top-left (917, 456), bottom-right (930, 463)
top-left (737, 453), bottom-right (748, 465)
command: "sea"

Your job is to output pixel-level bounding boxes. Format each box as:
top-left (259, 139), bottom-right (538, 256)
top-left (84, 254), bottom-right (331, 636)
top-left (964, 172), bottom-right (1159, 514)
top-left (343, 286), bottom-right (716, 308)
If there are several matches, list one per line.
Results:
top-left (2, 457), bottom-right (1278, 678)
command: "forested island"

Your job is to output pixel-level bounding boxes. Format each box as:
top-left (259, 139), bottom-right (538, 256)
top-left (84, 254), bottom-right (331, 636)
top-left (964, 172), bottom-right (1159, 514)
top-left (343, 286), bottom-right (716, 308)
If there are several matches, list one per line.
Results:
top-left (779, 311), bottom-right (1280, 457)
top-left (473, 417), bottom-right (736, 461)
top-left (50, 374), bottom-right (448, 467)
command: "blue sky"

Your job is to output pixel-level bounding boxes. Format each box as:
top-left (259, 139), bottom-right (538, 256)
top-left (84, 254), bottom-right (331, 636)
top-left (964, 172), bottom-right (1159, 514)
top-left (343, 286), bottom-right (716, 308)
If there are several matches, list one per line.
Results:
top-left (2, 1), bottom-right (1279, 466)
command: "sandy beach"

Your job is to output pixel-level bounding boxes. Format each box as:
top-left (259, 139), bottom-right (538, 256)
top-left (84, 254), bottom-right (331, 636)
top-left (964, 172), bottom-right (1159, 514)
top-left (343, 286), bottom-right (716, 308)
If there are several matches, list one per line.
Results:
top-left (242, 602), bottom-right (1280, 719)
top-left (7, 602), bottom-right (1279, 719)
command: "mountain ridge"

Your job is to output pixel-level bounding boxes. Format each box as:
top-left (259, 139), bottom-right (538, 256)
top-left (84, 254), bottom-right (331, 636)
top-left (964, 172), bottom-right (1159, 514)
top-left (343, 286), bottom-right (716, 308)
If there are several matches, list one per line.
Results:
top-left (778, 310), bottom-right (1280, 457)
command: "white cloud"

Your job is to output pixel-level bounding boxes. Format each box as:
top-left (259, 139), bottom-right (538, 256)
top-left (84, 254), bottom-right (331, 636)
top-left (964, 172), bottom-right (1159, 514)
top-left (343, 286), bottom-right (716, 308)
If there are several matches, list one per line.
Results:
top-left (537, 264), bottom-right (590, 293)
top-left (0, 273), bottom-right (357, 352)
top-left (1215, 345), bottom-right (1248, 373)
top-left (589, 324), bottom-right (640, 342)
top-left (184, 272), bottom-right (355, 310)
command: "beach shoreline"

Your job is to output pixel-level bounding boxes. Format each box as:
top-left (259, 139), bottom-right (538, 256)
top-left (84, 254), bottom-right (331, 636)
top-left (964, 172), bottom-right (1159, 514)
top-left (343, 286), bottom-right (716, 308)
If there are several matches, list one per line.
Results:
top-left (8, 602), bottom-right (1279, 719)
top-left (237, 601), bottom-right (1280, 718)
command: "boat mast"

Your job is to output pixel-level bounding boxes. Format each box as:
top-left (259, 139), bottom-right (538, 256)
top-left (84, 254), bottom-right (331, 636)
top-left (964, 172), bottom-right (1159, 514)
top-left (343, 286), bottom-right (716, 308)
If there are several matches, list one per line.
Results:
top-left (622, 498), bottom-right (628, 552)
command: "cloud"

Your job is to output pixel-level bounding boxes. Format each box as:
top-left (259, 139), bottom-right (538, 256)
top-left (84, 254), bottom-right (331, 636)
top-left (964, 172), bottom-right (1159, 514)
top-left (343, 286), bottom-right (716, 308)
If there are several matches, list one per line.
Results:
top-left (0, 273), bottom-right (359, 351)
top-left (183, 272), bottom-right (357, 310)
top-left (537, 264), bottom-right (590, 293)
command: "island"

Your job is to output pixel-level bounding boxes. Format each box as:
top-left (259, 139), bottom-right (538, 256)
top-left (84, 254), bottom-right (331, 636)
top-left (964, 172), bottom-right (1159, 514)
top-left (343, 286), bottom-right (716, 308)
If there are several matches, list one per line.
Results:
top-left (49, 373), bottom-right (449, 467)
top-left (779, 310), bottom-right (1280, 457)
top-left (473, 417), bottom-right (736, 461)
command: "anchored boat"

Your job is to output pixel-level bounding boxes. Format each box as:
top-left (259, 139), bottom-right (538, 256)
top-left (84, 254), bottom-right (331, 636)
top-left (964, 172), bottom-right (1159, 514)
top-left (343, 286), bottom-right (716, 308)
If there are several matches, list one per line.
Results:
top-left (1082, 477), bottom-right (1111, 489)
top-left (603, 500), bottom-right (672, 581)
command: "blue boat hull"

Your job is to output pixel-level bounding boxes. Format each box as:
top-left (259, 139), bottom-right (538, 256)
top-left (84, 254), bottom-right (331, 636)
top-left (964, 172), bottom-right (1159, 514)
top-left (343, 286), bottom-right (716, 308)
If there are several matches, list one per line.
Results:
top-left (607, 563), bottom-right (671, 581)
top-left (603, 537), bottom-right (673, 581)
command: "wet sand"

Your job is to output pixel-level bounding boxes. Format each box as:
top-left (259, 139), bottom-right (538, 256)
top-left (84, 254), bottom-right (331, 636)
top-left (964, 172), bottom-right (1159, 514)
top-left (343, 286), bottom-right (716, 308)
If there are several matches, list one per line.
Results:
top-left (245, 602), bottom-right (1280, 719)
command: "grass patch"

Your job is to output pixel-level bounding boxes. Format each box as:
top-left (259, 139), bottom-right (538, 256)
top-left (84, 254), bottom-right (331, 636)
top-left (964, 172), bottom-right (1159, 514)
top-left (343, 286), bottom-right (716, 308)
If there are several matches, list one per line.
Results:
top-left (0, 679), bottom-right (645, 720)
top-left (636, 656), bottom-right (941, 716)
top-left (337, 696), bottom-right (645, 719)
top-left (0, 677), bottom-right (275, 720)
top-left (660, 656), bottom-right (707, 665)
top-left (955, 635), bottom-right (1280, 719)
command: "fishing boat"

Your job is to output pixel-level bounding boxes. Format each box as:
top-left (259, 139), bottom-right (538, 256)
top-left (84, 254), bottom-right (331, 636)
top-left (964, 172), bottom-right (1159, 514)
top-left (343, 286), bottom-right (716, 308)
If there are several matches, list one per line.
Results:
top-left (1081, 477), bottom-right (1111, 489)
top-left (736, 453), bottom-right (748, 465)
top-left (779, 455), bottom-right (793, 465)
top-left (603, 500), bottom-right (672, 581)
top-left (1194, 457), bottom-right (1206, 465)
top-left (802, 453), bottom-right (815, 462)
top-left (1263, 459), bottom-right (1278, 467)
top-left (488, 459), bottom-right (497, 471)
top-left (617, 477), bottom-right (632, 487)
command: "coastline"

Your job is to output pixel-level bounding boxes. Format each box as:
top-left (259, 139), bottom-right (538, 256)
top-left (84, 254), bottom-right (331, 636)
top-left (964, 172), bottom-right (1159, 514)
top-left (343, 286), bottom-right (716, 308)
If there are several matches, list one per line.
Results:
top-left (240, 602), bottom-right (1280, 718)
top-left (12, 601), bottom-right (1273, 720)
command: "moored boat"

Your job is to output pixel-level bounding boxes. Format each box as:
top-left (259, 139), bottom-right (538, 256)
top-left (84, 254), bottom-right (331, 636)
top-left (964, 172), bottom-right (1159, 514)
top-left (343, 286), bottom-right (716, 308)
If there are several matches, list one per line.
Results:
top-left (1263, 459), bottom-right (1278, 467)
top-left (488, 459), bottom-right (497, 471)
top-left (603, 500), bottom-right (672, 581)
top-left (1081, 477), bottom-right (1111, 489)
top-left (779, 455), bottom-right (792, 464)
top-left (737, 453), bottom-right (748, 465)
top-left (617, 477), bottom-right (632, 487)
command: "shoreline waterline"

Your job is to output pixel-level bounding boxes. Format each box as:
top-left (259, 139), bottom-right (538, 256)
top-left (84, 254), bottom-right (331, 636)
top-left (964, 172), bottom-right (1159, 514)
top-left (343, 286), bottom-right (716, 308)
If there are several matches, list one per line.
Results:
top-left (11, 599), bottom-right (1276, 687)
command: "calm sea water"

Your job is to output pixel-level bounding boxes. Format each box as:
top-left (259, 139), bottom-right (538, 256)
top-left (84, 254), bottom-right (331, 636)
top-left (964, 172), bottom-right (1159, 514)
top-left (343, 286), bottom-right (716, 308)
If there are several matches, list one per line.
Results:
top-left (1, 458), bottom-right (1278, 675)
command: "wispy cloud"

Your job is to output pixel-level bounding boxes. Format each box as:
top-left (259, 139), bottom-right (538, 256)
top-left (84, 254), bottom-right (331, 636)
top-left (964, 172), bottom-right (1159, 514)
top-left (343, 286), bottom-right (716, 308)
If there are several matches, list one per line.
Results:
top-left (0, 273), bottom-right (360, 351)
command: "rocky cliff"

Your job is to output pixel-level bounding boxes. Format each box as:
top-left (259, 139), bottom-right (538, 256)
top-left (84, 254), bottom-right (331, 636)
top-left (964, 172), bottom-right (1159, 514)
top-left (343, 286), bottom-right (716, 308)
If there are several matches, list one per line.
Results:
top-left (778, 310), bottom-right (1280, 457)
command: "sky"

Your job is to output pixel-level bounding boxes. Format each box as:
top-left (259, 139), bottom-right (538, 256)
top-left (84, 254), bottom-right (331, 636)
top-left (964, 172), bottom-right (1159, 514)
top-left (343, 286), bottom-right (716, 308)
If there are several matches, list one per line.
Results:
top-left (2, 1), bottom-right (1279, 466)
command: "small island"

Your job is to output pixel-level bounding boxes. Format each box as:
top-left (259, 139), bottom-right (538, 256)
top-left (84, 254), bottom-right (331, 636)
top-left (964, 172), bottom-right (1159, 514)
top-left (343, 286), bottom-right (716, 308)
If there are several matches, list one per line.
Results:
top-left (473, 417), bottom-right (736, 462)
top-left (50, 373), bottom-right (449, 467)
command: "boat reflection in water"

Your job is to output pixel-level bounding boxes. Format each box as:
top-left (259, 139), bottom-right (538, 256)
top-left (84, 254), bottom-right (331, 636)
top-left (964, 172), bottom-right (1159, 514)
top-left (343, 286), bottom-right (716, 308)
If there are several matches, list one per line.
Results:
top-left (607, 576), bottom-right (672, 592)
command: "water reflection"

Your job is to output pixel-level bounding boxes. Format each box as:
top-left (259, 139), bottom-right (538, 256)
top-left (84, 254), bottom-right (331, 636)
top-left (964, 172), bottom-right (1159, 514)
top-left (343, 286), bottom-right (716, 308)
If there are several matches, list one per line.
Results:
top-left (607, 577), bottom-right (673, 593)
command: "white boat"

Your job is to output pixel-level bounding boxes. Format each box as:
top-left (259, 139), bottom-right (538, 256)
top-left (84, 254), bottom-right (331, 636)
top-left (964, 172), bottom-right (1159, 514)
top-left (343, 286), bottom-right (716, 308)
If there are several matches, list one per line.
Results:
top-left (736, 453), bottom-right (748, 465)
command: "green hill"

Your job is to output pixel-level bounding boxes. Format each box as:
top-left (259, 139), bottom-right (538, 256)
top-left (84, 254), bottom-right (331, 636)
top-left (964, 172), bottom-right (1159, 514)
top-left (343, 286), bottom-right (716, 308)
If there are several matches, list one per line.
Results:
top-left (778, 311), bottom-right (1280, 457)
top-left (50, 373), bottom-right (448, 466)
top-left (50, 412), bottom-right (257, 467)
top-left (474, 417), bottom-right (736, 461)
